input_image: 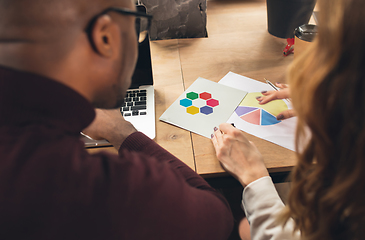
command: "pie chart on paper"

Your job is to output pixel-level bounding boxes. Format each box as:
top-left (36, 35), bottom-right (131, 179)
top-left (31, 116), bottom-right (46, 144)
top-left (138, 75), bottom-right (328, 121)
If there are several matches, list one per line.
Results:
top-left (235, 92), bottom-right (289, 126)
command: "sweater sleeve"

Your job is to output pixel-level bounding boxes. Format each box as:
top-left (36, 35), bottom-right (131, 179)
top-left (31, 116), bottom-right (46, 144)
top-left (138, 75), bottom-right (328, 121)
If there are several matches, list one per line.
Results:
top-left (112, 132), bottom-right (234, 240)
top-left (242, 176), bottom-right (300, 240)
top-left (120, 132), bottom-right (225, 192)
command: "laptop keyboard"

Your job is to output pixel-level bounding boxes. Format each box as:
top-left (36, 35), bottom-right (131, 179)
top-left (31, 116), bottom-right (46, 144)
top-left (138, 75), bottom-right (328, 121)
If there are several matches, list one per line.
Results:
top-left (120, 89), bottom-right (147, 117)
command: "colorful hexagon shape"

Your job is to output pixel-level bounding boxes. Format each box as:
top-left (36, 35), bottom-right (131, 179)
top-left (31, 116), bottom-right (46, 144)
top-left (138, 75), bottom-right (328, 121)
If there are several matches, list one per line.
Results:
top-left (186, 92), bottom-right (199, 100)
top-left (180, 98), bottom-right (192, 107)
top-left (207, 99), bottom-right (219, 107)
top-left (200, 106), bottom-right (213, 115)
top-left (186, 106), bottom-right (200, 115)
top-left (199, 92), bottom-right (212, 100)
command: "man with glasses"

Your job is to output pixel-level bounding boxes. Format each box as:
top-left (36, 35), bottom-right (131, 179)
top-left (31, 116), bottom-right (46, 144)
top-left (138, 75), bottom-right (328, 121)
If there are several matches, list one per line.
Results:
top-left (0, 0), bottom-right (233, 239)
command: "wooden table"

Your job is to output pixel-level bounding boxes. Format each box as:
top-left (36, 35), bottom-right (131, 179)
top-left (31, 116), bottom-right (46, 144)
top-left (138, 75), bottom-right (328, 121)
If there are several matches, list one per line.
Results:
top-left (89, 0), bottom-right (297, 178)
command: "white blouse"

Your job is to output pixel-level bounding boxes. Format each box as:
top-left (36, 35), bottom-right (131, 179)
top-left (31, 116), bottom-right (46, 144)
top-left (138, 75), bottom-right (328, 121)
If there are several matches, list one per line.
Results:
top-left (242, 176), bottom-right (300, 240)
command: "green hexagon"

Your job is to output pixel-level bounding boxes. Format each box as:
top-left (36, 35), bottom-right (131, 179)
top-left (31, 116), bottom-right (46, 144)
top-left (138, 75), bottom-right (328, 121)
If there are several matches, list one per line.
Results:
top-left (186, 92), bottom-right (199, 100)
top-left (186, 106), bottom-right (199, 115)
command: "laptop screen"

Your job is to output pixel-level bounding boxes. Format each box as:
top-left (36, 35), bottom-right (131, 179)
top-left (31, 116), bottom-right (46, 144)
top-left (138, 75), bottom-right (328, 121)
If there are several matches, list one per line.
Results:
top-left (130, 5), bottom-right (153, 89)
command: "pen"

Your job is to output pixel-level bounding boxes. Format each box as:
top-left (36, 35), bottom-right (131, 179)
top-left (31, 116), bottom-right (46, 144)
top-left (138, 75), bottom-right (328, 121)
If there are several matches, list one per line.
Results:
top-left (264, 78), bottom-right (279, 91)
top-left (264, 78), bottom-right (291, 102)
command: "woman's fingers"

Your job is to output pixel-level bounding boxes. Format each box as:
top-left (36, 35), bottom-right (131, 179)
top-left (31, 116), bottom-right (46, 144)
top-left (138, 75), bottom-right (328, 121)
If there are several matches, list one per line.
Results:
top-left (256, 88), bottom-right (291, 105)
top-left (256, 91), bottom-right (277, 104)
top-left (211, 126), bottom-right (222, 148)
top-left (275, 82), bottom-right (289, 88)
top-left (210, 124), bottom-right (269, 187)
top-left (276, 109), bottom-right (296, 120)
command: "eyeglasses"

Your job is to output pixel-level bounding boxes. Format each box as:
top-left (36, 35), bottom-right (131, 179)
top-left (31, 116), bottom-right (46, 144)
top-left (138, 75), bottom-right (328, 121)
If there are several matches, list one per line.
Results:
top-left (86, 7), bottom-right (153, 44)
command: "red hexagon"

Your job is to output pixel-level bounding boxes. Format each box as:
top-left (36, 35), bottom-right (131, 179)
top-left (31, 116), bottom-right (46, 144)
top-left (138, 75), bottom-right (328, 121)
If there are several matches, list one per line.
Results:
top-left (199, 92), bottom-right (212, 100)
top-left (207, 99), bottom-right (219, 107)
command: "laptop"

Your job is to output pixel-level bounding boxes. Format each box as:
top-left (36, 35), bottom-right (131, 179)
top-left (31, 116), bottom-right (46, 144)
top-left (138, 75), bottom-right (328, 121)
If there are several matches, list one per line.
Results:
top-left (82, 5), bottom-right (155, 147)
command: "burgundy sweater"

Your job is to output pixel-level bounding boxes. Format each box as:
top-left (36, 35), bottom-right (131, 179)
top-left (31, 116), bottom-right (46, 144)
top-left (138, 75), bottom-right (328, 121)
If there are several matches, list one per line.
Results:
top-left (0, 66), bottom-right (233, 240)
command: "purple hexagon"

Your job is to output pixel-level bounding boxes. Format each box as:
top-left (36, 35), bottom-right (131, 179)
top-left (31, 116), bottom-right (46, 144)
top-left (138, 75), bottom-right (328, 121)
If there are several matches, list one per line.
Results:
top-left (207, 99), bottom-right (219, 107)
top-left (200, 106), bottom-right (213, 115)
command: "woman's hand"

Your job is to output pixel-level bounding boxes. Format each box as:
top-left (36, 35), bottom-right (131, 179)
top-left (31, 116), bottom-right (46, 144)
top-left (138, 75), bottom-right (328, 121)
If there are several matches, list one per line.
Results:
top-left (256, 83), bottom-right (295, 120)
top-left (211, 123), bottom-right (269, 187)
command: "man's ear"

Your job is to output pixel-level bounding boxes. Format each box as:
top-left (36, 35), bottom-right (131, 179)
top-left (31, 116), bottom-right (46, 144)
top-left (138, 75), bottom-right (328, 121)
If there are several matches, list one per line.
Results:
top-left (90, 15), bottom-right (119, 58)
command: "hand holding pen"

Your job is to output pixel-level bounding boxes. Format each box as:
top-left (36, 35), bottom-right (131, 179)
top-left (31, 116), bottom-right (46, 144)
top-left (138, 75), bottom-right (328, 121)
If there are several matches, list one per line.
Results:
top-left (255, 79), bottom-right (296, 120)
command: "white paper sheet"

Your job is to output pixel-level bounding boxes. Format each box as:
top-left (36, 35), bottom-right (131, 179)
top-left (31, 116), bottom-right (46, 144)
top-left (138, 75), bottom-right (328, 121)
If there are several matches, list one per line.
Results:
top-left (160, 77), bottom-right (247, 138)
top-left (219, 72), bottom-right (297, 151)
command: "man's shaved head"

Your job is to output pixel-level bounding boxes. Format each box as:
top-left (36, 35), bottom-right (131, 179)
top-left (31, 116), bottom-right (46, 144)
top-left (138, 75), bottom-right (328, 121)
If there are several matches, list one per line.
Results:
top-left (0, 0), bottom-right (130, 51)
top-left (0, 0), bottom-right (138, 109)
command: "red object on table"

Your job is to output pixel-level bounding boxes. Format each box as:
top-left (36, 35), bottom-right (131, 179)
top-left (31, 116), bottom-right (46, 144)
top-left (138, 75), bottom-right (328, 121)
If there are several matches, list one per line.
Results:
top-left (283, 38), bottom-right (294, 56)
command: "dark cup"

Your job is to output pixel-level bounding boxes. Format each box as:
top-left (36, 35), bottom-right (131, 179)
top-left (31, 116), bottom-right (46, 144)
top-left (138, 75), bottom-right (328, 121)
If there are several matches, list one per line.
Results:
top-left (294, 24), bottom-right (318, 42)
top-left (294, 24), bottom-right (318, 58)
top-left (267, 0), bottom-right (317, 38)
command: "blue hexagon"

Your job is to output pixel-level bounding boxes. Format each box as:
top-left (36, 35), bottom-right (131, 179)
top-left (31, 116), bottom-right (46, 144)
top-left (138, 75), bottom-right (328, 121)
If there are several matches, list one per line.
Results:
top-left (180, 98), bottom-right (192, 107)
top-left (200, 106), bottom-right (213, 115)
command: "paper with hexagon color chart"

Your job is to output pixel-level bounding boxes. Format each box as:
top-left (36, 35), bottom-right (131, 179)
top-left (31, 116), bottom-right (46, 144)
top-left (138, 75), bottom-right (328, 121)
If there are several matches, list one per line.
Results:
top-left (159, 77), bottom-right (247, 138)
